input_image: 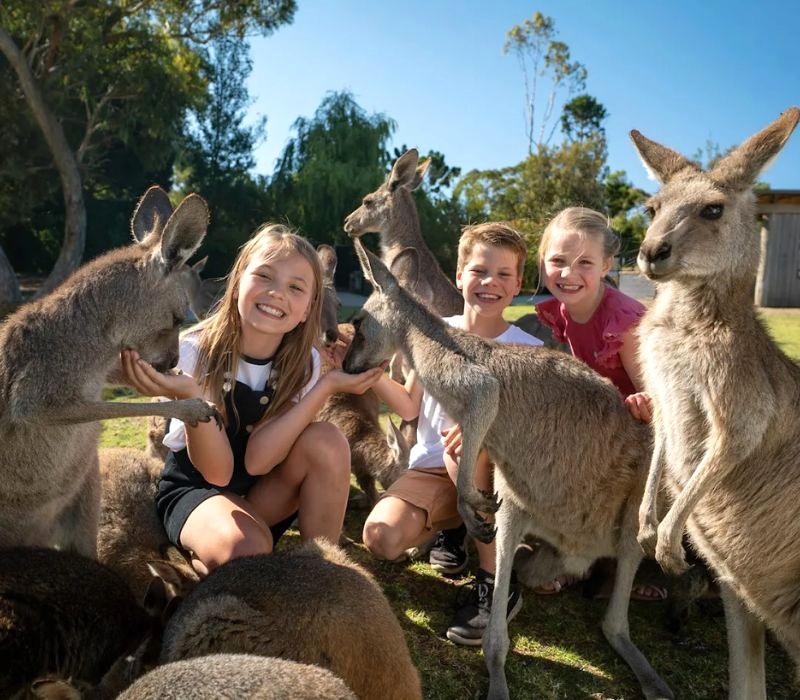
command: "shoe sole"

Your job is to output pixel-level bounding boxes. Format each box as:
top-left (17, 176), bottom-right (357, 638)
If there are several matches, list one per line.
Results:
top-left (430, 559), bottom-right (469, 576)
top-left (445, 594), bottom-right (523, 647)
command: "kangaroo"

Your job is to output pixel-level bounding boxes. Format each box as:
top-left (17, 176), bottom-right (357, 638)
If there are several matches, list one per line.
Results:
top-left (0, 547), bottom-right (166, 699)
top-left (318, 336), bottom-right (410, 508)
top-left (344, 148), bottom-right (562, 349)
top-left (161, 538), bottom-right (422, 700)
top-left (343, 237), bottom-right (672, 700)
top-left (98, 447), bottom-right (199, 603)
top-left (182, 255), bottom-right (221, 321)
top-left (117, 654), bottom-right (357, 700)
top-left (632, 107), bottom-right (800, 699)
top-left (0, 186), bottom-right (218, 557)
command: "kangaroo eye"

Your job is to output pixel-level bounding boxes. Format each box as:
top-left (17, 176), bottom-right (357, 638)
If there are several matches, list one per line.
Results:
top-left (644, 205), bottom-right (656, 219)
top-left (700, 204), bottom-right (724, 220)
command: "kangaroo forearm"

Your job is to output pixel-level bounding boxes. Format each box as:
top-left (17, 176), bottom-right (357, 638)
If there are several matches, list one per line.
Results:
top-left (640, 440), bottom-right (664, 523)
top-left (41, 400), bottom-right (197, 424)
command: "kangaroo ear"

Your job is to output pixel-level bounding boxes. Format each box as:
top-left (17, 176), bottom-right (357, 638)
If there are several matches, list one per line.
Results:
top-left (131, 185), bottom-right (173, 243)
top-left (388, 148), bottom-right (420, 192)
top-left (390, 247), bottom-right (433, 303)
top-left (352, 237), bottom-right (394, 293)
top-left (384, 418), bottom-right (408, 460)
top-left (316, 244), bottom-right (338, 285)
top-left (710, 107), bottom-right (800, 191)
top-left (191, 255), bottom-right (208, 274)
top-left (409, 158), bottom-right (431, 191)
top-left (158, 194), bottom-right (209, 271)
top-left (630, 130), bottom-right (700, 185)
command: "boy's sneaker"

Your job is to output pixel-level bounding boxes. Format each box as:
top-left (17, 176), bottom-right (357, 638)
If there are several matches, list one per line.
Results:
top-left (446, 569), bottom-right (523, 646)
top-left (429, 524), bottom-right (469, 575)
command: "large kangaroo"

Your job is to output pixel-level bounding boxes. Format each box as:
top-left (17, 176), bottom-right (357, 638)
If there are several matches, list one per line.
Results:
top-left (633, 107), bottom-right (800, 700)
top-left (0, 186), bottom-right (218, 557)
top-left (343, 238), bottom-right (672, 700)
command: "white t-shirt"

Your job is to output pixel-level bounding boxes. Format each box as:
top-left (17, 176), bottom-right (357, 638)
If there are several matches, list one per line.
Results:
top-left (162, 333), bottom-right (321, 452)
top-left (408, 315), bottom-right (543, 469)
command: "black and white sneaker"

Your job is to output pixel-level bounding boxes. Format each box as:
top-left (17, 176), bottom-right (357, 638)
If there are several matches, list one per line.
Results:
top-left (445, 568), bottom-right (522, 646)
top-left (429, 524), bottom-right (469, 575)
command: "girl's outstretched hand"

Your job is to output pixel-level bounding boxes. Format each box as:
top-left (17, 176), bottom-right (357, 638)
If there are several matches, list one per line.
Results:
top-left (323, 365), bottom-right (385, 395)
top-left (121, 349), bottom-right (203, 400)
top-left (625, 392), bottom-right (652, 423)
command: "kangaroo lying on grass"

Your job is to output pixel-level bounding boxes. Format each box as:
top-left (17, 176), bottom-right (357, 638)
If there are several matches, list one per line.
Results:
top-left (0, 186), bottom-right (218, 557)
top-left (633, 107), bottom-right (800, 699)
top-left (98, 447), bottom-right (199, 604)
top-left (343, 237), bottom-right (672, 700)
top-left (118, 654), bottom-right (357, 700)
top-left (0, 547), bottom-right (166, 699)
top-left (161, 538), bottom-right (422, 700)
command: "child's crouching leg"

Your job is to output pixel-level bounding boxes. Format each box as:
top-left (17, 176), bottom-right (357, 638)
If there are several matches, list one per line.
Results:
top-left (363, 496), bottom-right (429, 561)
top-left (295, 421), bottom-right (351, 542)
top-left (179, 494), bottom-right (274, 575)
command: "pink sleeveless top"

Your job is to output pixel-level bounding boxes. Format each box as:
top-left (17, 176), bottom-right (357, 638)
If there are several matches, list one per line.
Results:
top-left (535, 286), bottom-right (646, 397)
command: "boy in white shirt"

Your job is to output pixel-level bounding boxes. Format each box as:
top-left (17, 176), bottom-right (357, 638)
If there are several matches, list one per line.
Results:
top-left (363, 222), bottom-right (543, 645)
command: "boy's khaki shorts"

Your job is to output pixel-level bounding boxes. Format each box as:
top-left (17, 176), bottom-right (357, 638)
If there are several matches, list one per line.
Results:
top-left (380, 466), bottom-right (462, 532)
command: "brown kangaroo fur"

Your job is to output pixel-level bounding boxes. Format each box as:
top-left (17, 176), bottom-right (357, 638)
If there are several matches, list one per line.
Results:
top-left (0, 186), bottom-right (218, 557)
top-left (118, 654), bottom-right (357, 700)
top-left (633, 107), bottom-right (800, 699)
top-left (0, 547), bottom-right (165, 699)
top-left (343, 238), bottom-right (672, 700)
top-left (160, 538), bottom-right (421, 700)
top-left (98, 447), bottom-right (199, 604)
top-left (182, 255), bottom-right (221, 321)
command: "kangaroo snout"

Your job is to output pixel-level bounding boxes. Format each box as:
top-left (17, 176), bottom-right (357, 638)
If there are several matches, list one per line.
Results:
top-left (638, 239), bottom-right (673, 278)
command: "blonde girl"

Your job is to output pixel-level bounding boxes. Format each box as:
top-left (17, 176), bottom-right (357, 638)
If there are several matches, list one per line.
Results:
top-left (123, 224), bottom-right (383, 576)
top-left (536, 206), bottom-right (651, 421)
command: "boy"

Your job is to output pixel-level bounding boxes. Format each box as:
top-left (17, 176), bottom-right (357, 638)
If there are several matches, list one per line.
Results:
top-left (362, 222), bottom-right (543, 645)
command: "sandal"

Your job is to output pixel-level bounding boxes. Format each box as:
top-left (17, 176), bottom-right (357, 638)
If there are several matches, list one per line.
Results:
top-left (533, 573), bottom-right (586, 595)
top-left (630, 583), bottom-right (668, 602)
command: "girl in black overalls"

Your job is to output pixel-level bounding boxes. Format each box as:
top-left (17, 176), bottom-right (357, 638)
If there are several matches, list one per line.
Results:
top-left (122, 225), bottom-right (384, 576)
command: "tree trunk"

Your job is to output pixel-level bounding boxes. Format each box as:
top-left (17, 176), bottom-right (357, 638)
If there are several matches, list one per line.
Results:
top-left (0, 26), bottom-right (86, 298)
top-left (0, 245), bottom-right (23, 316)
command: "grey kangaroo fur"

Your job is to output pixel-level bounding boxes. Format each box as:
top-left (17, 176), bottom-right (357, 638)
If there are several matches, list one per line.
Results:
top-left (0, 186), bottom-right (218, 557)
top-left (98, 447), bottom-right (199, 603)
top-left (161, 538), bottom-right (422, 700)
top-left (344, 147), bottom-right (561, 349)
top-left (343, 237), bottom-right (672, 700)
top-left (118, 654), bottom-right (357, 700)
top-left (633, 106), bottom-right (800, 699)
top-left (0, 547), bottom-right (164, 699)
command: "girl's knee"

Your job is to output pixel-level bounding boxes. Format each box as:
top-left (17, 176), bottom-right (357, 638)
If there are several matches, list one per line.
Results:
top-left (204, 521), bottom-right (273, 570)
top-left (300, 421), bottom-right (350, 462)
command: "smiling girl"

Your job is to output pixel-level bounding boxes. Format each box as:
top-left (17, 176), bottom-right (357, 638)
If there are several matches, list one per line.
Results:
top-left (536, 207), bottom-right (651, 421)
top-left (122, 224), bottom-right (383, 576)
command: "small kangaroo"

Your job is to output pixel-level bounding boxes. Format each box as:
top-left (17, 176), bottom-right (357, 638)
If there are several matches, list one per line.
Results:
top-left (117, 654), bottom-right (357, 700)
top-left (633, 107), bottom-right (800, 699)
top-left (161, 538), bottom-right (422, 700)
top-left (98, 447), bottom-right (199, 603)
top-left (182, 255), bottom-right (221, 321)
top-left (0, 186), bottom-right (218, 557)
top-left (0, 547), bottom-right (162, 699)
top-left (343, 237), bottom-right (672, 700)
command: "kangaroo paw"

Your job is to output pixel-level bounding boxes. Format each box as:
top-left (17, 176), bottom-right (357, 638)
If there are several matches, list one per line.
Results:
top-left (179, 399), bottom-right (221, 428)
top-left (458, 497), bottom-right (496, 544)
top-left (637, 522), bottom-right (658, 557)
top-left (655, 538), bottom-right (690, 576)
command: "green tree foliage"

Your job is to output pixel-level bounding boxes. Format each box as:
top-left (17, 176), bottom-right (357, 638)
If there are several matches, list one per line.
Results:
top-left (178, 35), bottom-right (271, 276)
top-left (604, 170), bottom-right (649, 265)
top-left (0, 0), bottom-right (295, 285)
top-left (268, 91), bottom-right (396, 245)
top-left (561, 94), bottom-right (608, 141)
top-left (503, 12), bottom-right (587, 152)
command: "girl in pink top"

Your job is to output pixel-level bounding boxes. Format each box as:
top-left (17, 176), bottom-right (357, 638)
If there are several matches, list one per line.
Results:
top-left (533, 207), bottom-right (664, 600)
top-left (536, 207), bottom-right (652, 422)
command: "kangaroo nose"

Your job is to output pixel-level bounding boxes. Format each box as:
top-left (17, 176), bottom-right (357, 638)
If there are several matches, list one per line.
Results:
top-left (323, 328), bottom-right (338, 345)
top-left (641, 241), bottom-right (672, 263)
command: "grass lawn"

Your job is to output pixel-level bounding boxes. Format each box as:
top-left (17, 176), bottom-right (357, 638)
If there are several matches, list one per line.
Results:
top-left (100, 309), bottom-right (800, 698)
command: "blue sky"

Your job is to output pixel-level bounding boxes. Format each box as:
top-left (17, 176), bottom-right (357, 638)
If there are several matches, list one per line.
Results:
top-left (246, 1), bottom-right (799, 195)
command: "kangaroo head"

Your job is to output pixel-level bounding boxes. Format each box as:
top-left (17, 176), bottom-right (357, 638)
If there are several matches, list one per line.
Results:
top-left (343, 148), bottom-right (431, 237)
top-left (343, 238), bottom-right (420, 374)
top-left (316, 244), bottom-right (342, 348)
top-left (632, 107), bottom-right (799, 283)
top-left (121, 187), bottom-right (209, 371)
